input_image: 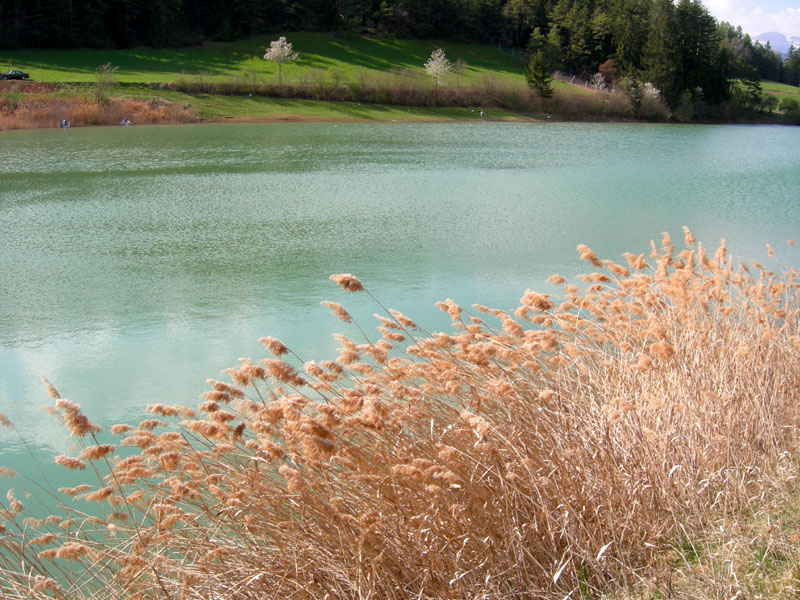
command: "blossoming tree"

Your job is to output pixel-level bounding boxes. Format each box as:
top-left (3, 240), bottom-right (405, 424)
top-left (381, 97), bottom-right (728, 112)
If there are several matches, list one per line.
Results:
top-left (424, 48), bottom-right (452, 86)
top-left (263, 36), bottom-right (298, 85)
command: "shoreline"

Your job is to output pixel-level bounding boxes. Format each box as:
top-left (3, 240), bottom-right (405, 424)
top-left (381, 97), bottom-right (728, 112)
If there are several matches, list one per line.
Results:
top-left (0, 91), bottom-right (795, 132)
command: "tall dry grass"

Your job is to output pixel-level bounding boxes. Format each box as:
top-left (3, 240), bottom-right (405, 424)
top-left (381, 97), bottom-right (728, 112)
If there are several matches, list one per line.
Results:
top-left (0, 230), bottom-right (798, 599)
top-left (0, 97), bottom-right (198, 130)
top-left (170, 70), bottom-right (650, 119)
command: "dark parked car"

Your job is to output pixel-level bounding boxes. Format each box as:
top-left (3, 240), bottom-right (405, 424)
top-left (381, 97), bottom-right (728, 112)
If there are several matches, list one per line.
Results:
top-left (1, 70), bottom-right (30, 80)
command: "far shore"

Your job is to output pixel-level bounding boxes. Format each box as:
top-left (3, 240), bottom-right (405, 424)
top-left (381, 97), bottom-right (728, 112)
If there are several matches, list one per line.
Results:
top-left (0, 96), bottom-right (549, 132)
top-left (2, 95), bottom-right (793, 133)
top-left (2, 76), bottom-right (797, 132)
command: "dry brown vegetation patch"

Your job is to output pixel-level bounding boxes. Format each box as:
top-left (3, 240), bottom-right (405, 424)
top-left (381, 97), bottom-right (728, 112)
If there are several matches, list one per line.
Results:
top-left (0, 80), bottom-right (59, 94)
top-left (0, 96), bottom-right (198, 130)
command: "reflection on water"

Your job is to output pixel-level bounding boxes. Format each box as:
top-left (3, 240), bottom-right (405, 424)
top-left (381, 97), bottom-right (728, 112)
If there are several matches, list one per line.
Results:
top-left (1, 122), bottom-right (799, 479)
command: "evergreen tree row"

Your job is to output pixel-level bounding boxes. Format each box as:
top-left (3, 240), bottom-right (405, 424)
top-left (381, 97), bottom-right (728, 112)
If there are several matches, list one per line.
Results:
top-left (2, 0), bottom-right (513, 48)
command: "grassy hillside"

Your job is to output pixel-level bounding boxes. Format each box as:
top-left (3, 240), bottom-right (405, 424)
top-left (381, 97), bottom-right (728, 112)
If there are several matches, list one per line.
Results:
top-left (1, 32), bottom-right (796, 127)
top-left (0, 33), bottom-right (608, 127)
top-left (0, 32), bottom-right (527, 85)
top-left (762, 80), bottom-right (800, 95)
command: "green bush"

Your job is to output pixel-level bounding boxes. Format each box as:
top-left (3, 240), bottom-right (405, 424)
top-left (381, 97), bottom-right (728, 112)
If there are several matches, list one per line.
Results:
top-left (778, 96), bottom-right (799, 114)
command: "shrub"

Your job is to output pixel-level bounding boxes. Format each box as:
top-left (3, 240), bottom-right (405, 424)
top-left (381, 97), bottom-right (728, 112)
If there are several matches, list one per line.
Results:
top-left (605, 89), bottom-right (632, 116)
top-left (640, 88), bottom-right (671, 121)
top-left (779, 96), bottom-right (799, 115)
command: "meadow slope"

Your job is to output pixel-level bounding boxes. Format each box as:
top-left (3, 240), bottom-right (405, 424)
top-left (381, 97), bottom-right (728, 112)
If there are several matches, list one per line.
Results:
top-left (2, 32), bottom-right (798, 128)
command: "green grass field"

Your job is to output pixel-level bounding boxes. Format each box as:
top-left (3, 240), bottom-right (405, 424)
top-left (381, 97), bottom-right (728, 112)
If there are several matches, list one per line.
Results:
top-left (762, 80), bottom-right (800, 95)
top-left (0, 32), bottom-right (526, 85)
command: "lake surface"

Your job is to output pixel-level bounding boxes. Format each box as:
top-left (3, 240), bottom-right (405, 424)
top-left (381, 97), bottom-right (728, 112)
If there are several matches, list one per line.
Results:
top-left (1, 122), bottom-right (799, 495)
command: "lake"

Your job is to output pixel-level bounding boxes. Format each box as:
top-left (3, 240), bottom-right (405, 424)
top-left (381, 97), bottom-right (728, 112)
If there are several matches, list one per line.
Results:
top-left (1, 121), bottom-right (799, 495)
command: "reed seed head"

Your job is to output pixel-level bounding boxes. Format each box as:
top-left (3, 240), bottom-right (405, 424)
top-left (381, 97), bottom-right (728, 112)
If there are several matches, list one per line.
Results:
top-left (329, 273), bottom-right (364, 292)
top-left (259, 336), bottom-right (290, 356)
top-left (55, 455), bottom-right (87, 470)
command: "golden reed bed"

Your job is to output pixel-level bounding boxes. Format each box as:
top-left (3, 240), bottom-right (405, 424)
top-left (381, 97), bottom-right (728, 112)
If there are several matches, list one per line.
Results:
top-left (1, 229), bottom-right (798, 599)
top-left (0, 96), bottom-right (197, 130)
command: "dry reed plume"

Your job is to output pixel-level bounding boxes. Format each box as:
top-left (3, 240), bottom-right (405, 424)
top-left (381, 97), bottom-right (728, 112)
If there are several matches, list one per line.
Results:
top-left (0, 230), bottom-right (798, 599)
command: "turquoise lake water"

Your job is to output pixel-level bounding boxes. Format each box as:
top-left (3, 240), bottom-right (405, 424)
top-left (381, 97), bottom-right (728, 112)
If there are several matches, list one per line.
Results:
top-left (1, 121), bottom-right (798, 494)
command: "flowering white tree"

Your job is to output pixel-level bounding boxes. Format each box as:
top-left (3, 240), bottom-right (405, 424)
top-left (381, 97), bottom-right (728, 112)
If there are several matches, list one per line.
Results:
top-left (424, 48), bottom-right (452, 86)
top-left (263, 37), bottom-right (298, 85)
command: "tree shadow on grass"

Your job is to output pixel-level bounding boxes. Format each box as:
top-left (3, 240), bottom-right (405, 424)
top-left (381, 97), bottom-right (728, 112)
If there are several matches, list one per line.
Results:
top-left (1, 48), bottom-right (244, 79)
top-left (0, 33), bottom-right (524, 83)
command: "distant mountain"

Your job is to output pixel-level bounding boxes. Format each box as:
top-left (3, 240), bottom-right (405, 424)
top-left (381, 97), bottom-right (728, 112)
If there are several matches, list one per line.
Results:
top-left (754, 31), bottom-right (800, 57)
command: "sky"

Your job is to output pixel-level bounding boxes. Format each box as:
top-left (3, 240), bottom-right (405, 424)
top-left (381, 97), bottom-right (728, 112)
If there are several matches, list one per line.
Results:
top-left (704, 0), bottom-right (800, 39)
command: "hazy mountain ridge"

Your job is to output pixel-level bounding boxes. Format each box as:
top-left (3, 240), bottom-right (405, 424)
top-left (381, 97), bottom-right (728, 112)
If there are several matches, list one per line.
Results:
top-left (754, 31), bottom-right (800, 57)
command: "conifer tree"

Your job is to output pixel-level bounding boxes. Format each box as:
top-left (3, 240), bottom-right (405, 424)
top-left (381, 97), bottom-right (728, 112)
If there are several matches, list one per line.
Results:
top-left (525, 50), bottom-right (554, 98)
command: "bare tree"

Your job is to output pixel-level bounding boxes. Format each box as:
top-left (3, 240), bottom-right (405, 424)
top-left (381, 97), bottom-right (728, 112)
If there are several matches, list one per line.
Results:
top-left (95, 62), bottom-right (118, 104)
